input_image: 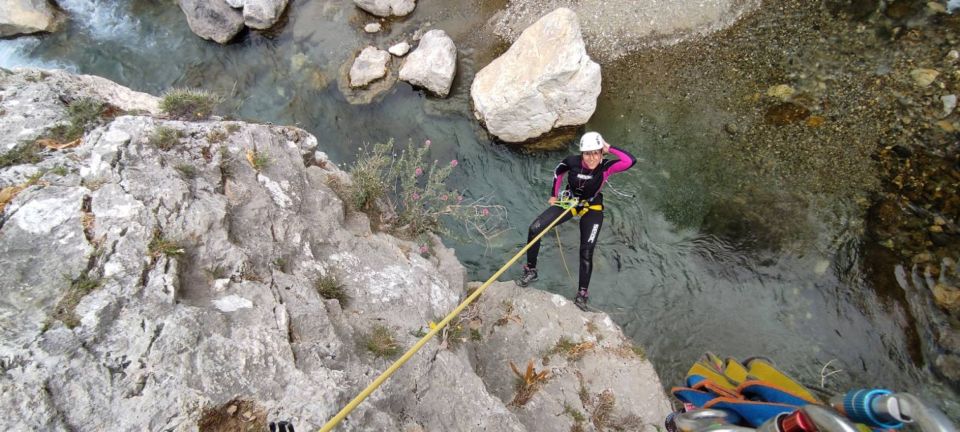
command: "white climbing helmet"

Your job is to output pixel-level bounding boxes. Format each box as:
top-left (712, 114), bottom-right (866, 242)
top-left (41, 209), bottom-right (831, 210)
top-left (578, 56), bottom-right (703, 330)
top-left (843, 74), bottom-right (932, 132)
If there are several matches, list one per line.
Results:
top-left (579, 132), bottom-right (605, 152)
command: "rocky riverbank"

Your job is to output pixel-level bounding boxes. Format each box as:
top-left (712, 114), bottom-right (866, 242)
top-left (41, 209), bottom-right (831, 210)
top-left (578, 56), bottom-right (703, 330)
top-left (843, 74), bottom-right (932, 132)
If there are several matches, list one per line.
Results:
top-left (0, 68), bottom-right (671, 431)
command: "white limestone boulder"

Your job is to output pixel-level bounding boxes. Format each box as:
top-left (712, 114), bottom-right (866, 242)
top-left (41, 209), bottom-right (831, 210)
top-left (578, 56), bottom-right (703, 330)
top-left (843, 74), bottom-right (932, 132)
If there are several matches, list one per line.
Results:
top-left (352, 0), bottom-right (416, 17)
top-left (0, 0), bottom-right (65, 38)
top-left (238, 0), bottom-right (289, 30)
top-left (398, 29), bottom-right (457, 98)
top-left (471, 8), bottom-right (601, 143)
top-left (177, 0), bottom-right (245, 44)
top-left (350, 46), bottom-right (391, 88)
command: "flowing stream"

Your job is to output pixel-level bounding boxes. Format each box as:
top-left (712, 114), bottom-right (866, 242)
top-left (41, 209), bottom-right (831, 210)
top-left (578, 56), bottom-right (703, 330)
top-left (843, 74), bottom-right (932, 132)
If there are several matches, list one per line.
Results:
top-left (2, 0), bottom-right (957, 416)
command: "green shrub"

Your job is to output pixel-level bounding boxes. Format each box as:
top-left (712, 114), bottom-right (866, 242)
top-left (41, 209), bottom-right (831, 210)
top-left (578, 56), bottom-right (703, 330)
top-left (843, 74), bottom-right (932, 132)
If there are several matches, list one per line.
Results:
top-left (149, 126), bottom-right (182, 150)
top-left (248, 149), bottom-right (270, 171)
top-left (341, 139), bottom-right (507, 245)
top-left (364, 324), bottom-right (400, 358)
top-left (160, 88), bottom-right (218, 121)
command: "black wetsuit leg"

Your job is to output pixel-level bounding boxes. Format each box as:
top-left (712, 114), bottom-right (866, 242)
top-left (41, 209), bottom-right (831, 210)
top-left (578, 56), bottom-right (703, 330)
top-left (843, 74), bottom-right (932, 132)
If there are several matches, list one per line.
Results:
top-left (577, 210), bottom-right (604, 292)
top-left (526, 206), bottom-right (573, 268)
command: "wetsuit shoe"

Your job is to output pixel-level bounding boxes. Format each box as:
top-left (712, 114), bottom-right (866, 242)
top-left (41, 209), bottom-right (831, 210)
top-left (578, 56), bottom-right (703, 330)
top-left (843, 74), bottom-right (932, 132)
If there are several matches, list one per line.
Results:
top-left (515, 265), bottom-right (538, 287)
top-left (574, 289), bottom-right (589, 311)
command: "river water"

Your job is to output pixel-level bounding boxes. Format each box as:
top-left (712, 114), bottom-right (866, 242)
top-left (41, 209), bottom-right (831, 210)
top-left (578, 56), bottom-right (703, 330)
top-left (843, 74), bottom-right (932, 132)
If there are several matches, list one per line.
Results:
top-left (2, 0), bottom-right (958, 416)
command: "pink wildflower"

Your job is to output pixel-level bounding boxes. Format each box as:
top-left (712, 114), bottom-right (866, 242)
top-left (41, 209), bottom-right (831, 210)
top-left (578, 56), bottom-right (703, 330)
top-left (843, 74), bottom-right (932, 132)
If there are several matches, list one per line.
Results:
top-left (411, 192), bottom-right (420, 201)
top-left (415, 167), bottom-right (423, 177)
top-left (425, 139), bottom-right (432, 147)
top-left (481, 208), bottom-right (490, 217)
top-left (419, 244), bottom-right (429, 254)
top-left (441, 194), bottom-right (448, 201)
top-left (449, 159), bottom-right (458, 168)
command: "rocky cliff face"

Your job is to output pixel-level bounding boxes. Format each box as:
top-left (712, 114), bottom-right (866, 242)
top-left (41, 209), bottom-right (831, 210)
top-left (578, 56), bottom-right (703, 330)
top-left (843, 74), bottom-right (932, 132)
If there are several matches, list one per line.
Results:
top-left (0, 68), bottom-right (671, 431)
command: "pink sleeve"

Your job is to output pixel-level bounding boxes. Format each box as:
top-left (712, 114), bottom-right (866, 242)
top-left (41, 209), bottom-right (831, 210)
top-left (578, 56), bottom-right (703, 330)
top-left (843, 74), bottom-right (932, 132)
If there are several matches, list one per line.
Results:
top-left (602, 147), bottom-right (637, 182)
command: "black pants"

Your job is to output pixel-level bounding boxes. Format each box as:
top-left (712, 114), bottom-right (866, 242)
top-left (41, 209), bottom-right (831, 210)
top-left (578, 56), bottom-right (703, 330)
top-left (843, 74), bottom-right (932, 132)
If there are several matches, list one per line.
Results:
top-left (525, 206), bottom-right (604, 292)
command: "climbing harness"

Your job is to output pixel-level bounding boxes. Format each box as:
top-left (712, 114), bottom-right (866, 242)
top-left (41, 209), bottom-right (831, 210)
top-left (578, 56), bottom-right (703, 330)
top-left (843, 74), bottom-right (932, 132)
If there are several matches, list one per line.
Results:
top-left (668, 353), bottom-right (957, 432)
top-left (554, 190), bottom-right (603, 217)
top-left (317, 206), bottom-right (574, 432)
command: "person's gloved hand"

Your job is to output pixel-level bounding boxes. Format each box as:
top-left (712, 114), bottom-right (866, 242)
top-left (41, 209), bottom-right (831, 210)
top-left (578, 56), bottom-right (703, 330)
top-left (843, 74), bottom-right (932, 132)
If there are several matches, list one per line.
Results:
top-left (269, 420), bottom-right (295, 432)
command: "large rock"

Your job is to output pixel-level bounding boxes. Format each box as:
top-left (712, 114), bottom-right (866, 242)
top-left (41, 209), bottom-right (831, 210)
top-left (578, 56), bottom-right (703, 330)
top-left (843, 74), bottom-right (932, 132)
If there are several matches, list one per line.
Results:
top-left (352, 0), bottom-right (416, 17)
top-left (398, 29), bottom-right (457, 98)
top-left (0, 68), bottom-right (670, 431)
top-left (233, 0), bottom-right (290, 30)
top-left (177, 0), bottom-right (245, 44)
top-left (0, 0), bottom-right (64, 38)
top-left (349, 46), bottom-right (390, 88)
top-left (471, 8), bottom-right (601, 143)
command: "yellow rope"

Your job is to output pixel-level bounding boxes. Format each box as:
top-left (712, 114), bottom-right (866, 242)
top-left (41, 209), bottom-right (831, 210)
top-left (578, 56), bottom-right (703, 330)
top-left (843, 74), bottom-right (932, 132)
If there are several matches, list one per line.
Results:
top-left (318, 206), bottom-right (574, 432)
top-left (555, 229), bottom-right (574, 287)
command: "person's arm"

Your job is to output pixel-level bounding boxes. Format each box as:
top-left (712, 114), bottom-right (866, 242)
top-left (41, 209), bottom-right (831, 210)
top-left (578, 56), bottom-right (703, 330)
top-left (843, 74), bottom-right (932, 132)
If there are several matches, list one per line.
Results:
top-left (550, 158), bottom-right (571, 204)
top-left (604, 146), bottom-right (636, 176)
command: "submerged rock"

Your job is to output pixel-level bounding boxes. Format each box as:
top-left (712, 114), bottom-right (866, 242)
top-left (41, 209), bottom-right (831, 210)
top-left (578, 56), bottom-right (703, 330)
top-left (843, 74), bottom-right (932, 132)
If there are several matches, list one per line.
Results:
top-left (471, 8), bottom-right (601, 143)
top-left (764, 102), bottom-right (811, 126)
top-left (350, 46), bottom-right (390, 88)
top-left (177, 0), bottom-right (245, 44)
top-left (399, 29), bottom-right (457, 97)
top-left (0, 0), bottom-right (65, 38)
top-left (0, 67), bottom-right (671, 430)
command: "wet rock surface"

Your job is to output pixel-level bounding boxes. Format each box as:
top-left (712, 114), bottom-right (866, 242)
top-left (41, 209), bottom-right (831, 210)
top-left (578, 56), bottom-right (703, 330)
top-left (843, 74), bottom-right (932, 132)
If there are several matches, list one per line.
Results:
top-left (0, 68), bottom-right (671, 430)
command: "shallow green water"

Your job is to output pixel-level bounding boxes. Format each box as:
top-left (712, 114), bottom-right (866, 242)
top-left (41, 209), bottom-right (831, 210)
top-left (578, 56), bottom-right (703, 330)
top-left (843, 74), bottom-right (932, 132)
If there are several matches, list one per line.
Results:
top-left (2, 0), bottom-right (957, 415)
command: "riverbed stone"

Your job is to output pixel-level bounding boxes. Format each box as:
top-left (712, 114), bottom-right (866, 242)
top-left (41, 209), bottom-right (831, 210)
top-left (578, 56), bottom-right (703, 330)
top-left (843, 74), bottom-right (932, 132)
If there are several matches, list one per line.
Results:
top-left (399, 29), bottom-right (457, 97)
top-left (350, 46), bottom-right (390, 88)
top-left (353, 0), bottom-right (416, 17)
top-left (389, 41), bottom-right (411, 56)
top-left (177, 0), bottom-right (244, 44)
top-left (471, 8), bottom-right (601, 143)
top-left (364, 22), bottom-right (381, 33)
top-left (0, 0), bottom-right (65, 38)
top-left (910, 68), bottom-right (939, 87)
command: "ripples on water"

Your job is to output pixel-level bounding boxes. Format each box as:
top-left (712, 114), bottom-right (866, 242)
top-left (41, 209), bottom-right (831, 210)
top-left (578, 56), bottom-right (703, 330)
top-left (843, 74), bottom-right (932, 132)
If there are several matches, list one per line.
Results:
top-left (1, 0), bottom-right (957, 414)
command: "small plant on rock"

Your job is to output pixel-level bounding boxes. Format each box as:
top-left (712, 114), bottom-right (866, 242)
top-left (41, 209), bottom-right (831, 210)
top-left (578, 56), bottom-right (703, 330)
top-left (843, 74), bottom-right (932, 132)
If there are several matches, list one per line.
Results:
top-left (246, 149), bottom-right (270, 171)
top-left (315, 271), bottom-right (348, 306)
top-left (150, 126), bottom-right (183, 150)
top-left (175, 163), bottom-right (198, 179)
top-left (148, 231), bottom-right (184, 258)
top-left (509, 359), bottom-right (550, 407)
top-left (160, 88), bottom-right (218, 121)
top-left (0, 142), bottom-right (43, 168)
top-left (364, 324), bottom-right (400, 359)
top-left (51, 272), bottom-right (102, 328)
top-left (42, 97), bottom-right (106, 145)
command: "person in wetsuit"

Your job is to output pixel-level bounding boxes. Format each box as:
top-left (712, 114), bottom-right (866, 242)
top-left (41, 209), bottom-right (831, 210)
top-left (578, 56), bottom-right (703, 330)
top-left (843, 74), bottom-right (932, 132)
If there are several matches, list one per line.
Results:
top-left (516, 131), bottom-right (637, 311)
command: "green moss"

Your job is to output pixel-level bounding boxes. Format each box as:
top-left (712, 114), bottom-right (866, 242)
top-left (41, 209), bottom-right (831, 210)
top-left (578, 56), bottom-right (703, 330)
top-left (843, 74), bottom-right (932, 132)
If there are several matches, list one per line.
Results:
top-left (175, 164), bottom-right (198, 179)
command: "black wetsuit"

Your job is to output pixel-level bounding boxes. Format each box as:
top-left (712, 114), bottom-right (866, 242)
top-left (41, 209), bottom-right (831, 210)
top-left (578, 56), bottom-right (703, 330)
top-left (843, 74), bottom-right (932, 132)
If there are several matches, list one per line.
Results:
top-left (525, 146), bottom-right (637, 294)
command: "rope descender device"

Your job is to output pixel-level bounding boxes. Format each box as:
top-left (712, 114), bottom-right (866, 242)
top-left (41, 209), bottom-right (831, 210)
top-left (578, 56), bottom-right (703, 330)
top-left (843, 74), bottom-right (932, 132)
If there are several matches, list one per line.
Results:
top-left (554, 191), bottom-right (602, 217)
